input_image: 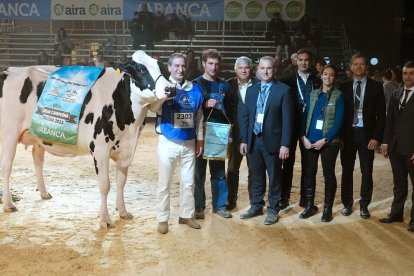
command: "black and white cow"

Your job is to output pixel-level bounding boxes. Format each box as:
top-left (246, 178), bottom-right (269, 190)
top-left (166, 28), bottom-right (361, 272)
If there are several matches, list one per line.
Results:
top-left (0, 51), bottom-right (175, 229)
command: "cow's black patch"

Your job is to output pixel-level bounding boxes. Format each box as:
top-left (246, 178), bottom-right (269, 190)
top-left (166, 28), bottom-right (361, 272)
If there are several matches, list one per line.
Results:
top-left (112, 146), bottom-right (116, 151)
top-left (94, 105), bottom-right (115, 142)
top-left (79, 90), bottom-right (92, 121)
top-left (105, 137), bottom-right (109, 143)
top-left (89, 141), bottom-right (95, 153)
top-left (93, 157), bottom-right (98, 175)
top-left (19, 77), bottom-right (33, 103)
top-left (36, 81), bottom-right (45, 100)
top-left (85, 112), bottom-right (94, 124)
top-left (0, 71), bottom-right (8, 98)
top-left (112, 76), bottom-right (135, 131)
top-left (116, 140), bottom-right (120, 145)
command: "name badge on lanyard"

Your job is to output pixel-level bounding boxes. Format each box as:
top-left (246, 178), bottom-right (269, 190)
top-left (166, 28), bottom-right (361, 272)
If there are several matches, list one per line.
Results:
top-left (316, 120), bottom-right (323, 130)
top-left (256, 113), bottom-right (264, 123)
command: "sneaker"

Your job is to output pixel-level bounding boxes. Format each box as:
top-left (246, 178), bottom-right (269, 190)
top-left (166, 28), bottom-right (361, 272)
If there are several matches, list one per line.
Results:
top-left (216, 209), bottom-right (232, 218)
top-left (178, 217), bottom-right (201, 229)
top-left (193, 211), bottom-right (205, 220)
top-left (240, 208), bottom-right (264, 219)
top-left (157, 222), bottom-right (168, 234)
top-left (264, 211), bottom-right (279, 225)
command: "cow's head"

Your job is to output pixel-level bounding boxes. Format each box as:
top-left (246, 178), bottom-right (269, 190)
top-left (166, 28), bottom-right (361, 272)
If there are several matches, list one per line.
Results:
top-left (124, 51), bottom-right (175, 99)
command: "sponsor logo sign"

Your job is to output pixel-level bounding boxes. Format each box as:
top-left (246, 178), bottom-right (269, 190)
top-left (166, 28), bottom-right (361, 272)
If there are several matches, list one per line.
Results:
top-left (51, 0), bottom-right (123, 20)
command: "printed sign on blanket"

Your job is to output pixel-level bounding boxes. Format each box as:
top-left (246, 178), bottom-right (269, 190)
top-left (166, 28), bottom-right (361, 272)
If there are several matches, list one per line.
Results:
top-left (29, 66), bottom-right (103, 144)
top-left (203, 121), bottom-right (231, 160)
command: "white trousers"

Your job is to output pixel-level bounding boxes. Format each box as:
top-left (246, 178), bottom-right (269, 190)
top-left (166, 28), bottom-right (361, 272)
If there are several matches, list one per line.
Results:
top-left (156, 135), bottom-right (196, 222)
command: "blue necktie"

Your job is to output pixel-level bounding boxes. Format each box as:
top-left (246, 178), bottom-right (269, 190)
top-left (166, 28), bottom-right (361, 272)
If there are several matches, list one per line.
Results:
top-left (254, 85), bottom-right (267, 135)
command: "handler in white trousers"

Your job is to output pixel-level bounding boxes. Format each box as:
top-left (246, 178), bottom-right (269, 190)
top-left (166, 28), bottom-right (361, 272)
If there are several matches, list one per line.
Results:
top-left (156, 53), bottom-right (204, 234)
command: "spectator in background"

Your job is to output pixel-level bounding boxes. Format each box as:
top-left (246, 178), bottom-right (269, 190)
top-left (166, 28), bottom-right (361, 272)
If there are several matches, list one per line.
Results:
top-left (275, 32), bottom-right (290, 60)
top-left (54, 27), bottom-right (73, 54)
top-left (37, 49), bottom-right (50, 65)
top-left (138, 3), bottom-right (155, 50)
top-left (306, 39), bottom-right (318, 59)
top-left (115, 52), bottom-right (132, 70)
top-left (266, 13), bottom-right (286, 42)
top-left (315, 59), bottom-right (327, 78)
top-left (130, 11), bottom-right (143, 50)
top-left (168, 13), bottom-right (183, 41)
top-left (185, 49), bottom-right (201, 81)
top-left (52, 50), bottom-right (63, 66)
top-left (291, 29), bottom-right (306, 51)
top-left (282, 53), bottom-right (298, 78)
top-left (382, 68), bottom-right (401, 112)
top-left (153, 11), bottom-right (169, 41)
top-left (94, 51), bottom-right (105, 68)
top-left (180, 15), bottom-right (194, 40)
top-left (273, 55), bottom-right (285, 81)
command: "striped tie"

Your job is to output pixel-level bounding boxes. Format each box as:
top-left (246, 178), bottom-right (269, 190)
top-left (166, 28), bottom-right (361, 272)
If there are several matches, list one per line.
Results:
top-left (253, 85), bottom-right (267, 135)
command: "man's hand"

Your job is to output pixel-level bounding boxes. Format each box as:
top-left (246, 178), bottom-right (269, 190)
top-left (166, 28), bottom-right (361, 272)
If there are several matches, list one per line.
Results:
top-left (205, 99), bottom-right (218, 108)
top-left (367, 139), bottom-right (379, 151)
top-left (196, 140), bottom-right (203, 157)
top-left (240, 143), bottom-right (248, 155)
top-left (279, 146), bottom-right (289, 160)
top-left (381, 144), bottom-right (388, 158)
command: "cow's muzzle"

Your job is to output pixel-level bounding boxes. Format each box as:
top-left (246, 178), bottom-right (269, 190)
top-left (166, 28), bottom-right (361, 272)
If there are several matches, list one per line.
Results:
top-left (165, 86), bottom-right (176, 97)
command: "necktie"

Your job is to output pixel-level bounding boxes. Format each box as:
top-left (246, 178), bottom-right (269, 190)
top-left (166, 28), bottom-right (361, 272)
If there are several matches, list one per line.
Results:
top-left (253, 85), bottom-right (267, 135)
top-left (353, 80), bottom-right (362, 125)
top-left (400, 89), bottom-right (411, 113)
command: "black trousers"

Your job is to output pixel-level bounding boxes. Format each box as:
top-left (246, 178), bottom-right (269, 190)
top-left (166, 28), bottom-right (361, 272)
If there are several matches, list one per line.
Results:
top-left (389, 146), bottom-right (414, 223)
top-left (306, 145), bottom-right (340, 206)
top-left (340, 127), bottom-right (375, 209)
top-left (226, 141), bottom-right (252, 205)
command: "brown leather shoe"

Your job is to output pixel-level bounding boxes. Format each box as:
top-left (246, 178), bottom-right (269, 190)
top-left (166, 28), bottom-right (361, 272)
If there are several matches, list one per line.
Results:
top-left (157, 222), bottom-right (168, 234)
top-left (193, 211), bottom-right (205, 220)
top-left (178, 217), bottom-right (201, 229)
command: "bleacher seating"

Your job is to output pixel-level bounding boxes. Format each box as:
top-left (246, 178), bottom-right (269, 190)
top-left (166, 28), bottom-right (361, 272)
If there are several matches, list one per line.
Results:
top-left (0, 20), bottom-right (345, 74)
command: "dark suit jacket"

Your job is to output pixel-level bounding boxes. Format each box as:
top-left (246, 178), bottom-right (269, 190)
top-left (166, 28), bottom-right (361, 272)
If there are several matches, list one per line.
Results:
top-left (238, 80), bottom-right (294, 154)
top-left (383, 88), bottom-right (414, 155)
top-left (339, 78), bottom-right (386, 143)
top-left (226, 77), bottom-right (259, 143)
top-left (281, 73), bottom-right (322, 140)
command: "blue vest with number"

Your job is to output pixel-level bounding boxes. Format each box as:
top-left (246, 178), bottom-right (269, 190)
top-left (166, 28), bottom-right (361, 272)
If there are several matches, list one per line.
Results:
top-left (160, 84), bottom-right (204, 141)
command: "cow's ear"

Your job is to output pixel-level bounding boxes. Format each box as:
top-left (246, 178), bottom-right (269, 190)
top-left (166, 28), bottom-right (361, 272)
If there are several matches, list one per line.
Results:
top-left (114, 60), bottom-right (137, 75)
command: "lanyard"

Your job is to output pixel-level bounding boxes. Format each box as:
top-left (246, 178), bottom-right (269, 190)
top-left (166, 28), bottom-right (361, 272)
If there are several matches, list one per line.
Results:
top-left (296, 75), bottom-right (313, 104)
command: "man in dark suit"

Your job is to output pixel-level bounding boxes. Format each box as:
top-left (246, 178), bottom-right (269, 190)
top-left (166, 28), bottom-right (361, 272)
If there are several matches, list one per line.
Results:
top-left (226, 56), bottom-right (259, 210)
top-left (379, 61), bottom-right (414, 232)
top-left (238, 56), bottom-right (294, 225)
top-left (339, 54), bottom-right (386, 219)
top-left (280, 49), bottom-right (322, 209)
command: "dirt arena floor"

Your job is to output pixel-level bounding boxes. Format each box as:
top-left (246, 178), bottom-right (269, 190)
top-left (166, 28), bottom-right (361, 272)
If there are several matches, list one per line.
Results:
top-left (0, 122), bottom-right (413, 275)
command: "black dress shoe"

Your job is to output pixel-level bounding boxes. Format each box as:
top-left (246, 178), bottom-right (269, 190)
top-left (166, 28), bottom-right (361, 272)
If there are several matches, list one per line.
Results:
top-left (360, 208), bottom-right (371, 219)
top-left (321, 207), bottom-right (333, 222)
top-left (341, 206), bottom-right (353, 216)
top-left (299, 205), bottom-right (318, 219)
top-left (408, 224), bottom-right (414, 232)
top-left (240, 208), bottom-right (263, 219)
top-left (379, 215), bottom-right (404, 224)
top-left (278, 200), bottom-right (289, 210)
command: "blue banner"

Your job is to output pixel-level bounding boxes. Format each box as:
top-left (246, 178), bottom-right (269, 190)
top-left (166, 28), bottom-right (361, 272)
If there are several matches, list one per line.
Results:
top-left (30, 66), bottom-right (103, 145)
top-left (0, 0), bottom-right (51, 20)
top-left (123, 0), bottom-right (223, 21)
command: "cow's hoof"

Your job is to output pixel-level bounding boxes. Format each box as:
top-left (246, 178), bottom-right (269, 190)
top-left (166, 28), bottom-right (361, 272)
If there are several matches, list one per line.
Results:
top-left (120, 212), bottom-right (133, 220)
top-left (41, 193), bottom-right (53, 200)
top-left (4, 206), bottom-right (18, 212)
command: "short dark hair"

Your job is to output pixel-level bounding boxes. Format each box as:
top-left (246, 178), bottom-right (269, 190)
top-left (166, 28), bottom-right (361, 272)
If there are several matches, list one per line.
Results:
top-left (403, 61), bottom-right (414, 69)
top-left (383, 68), bottom-right (393, 81)
top-left (350, 54), bottom-right (368, 65)
top-left (296, 48), bottom-right (313, 59)
top-left (201, 49), bottom-right (221, 62)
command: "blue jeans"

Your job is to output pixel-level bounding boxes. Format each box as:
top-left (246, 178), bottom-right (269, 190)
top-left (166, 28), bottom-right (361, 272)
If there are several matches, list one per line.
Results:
top-left (194, 157), bottom-right (228, 212)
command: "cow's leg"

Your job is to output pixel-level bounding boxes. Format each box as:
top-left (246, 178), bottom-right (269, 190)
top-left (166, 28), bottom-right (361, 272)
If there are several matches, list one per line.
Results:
top-left (1, 138), bottom-right (18, 212)
top-left (116, 164), bottom-right (133, 220)
top-left (31, 144), bottom-right (52, 199)
top-left (94, 154), bottom-right (115, 229)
